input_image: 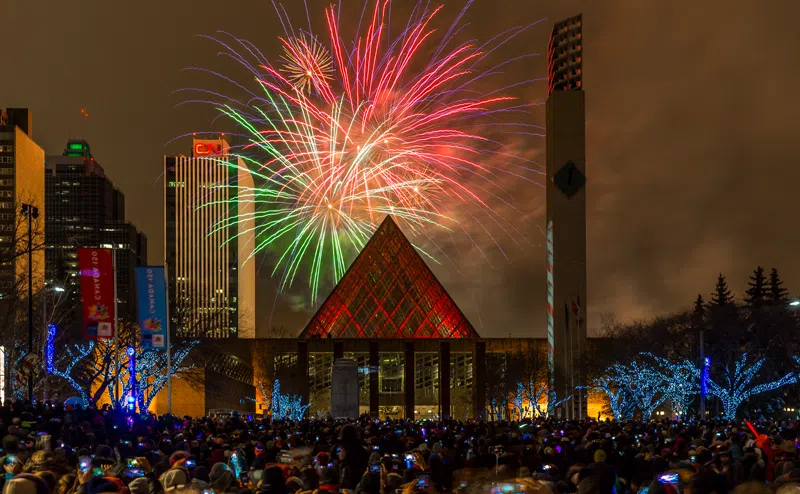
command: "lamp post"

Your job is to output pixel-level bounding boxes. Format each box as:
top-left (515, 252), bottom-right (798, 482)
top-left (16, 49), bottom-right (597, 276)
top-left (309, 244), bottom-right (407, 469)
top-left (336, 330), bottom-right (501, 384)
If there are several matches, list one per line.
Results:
top-left (20, 203), bottom-right (39, 403)
top-left (42, 283), bottom-right (64, 401)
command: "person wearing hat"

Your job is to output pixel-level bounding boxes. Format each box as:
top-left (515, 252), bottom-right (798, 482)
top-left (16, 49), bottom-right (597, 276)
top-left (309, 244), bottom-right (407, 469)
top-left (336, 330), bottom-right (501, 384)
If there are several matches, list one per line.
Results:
top-left (3, 474), bottom-right (49, 494)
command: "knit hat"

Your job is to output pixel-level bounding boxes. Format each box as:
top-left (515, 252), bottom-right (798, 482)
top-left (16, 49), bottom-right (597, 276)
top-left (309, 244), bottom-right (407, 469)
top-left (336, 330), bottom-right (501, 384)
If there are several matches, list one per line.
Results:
top-left (159, 469), bottom-right (189, 490)
top-left (593, 449), bottom-right (607, 463)
top-left (85, 476), bottom-right (125, 494)
top-left (3, 474), bottom-right (49, 494)
top-left (169, 451), bottom-right (189, 466)
top-left (127, 477), bottom-right (150, 494)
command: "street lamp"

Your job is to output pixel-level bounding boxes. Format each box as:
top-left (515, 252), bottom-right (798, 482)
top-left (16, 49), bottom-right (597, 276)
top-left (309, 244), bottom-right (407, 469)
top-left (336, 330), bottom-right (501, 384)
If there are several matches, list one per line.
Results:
top-left (20, 203), bottom-right (39, 403)
top-left (790, 300), bottom-right (800, 307)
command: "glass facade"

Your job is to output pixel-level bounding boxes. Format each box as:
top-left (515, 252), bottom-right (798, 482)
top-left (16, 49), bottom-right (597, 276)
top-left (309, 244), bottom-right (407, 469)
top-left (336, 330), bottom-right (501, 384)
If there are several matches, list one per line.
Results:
top-left (301, 217), bottom-right (478, 339)
top-left (344, 352), bottom-right (371, 415)
top-left (451, 352), bottom-right (473, 420)
top-left (378, 352), bottom-right (404, 418)
top-left (45, 143), bottom-right (147, 336)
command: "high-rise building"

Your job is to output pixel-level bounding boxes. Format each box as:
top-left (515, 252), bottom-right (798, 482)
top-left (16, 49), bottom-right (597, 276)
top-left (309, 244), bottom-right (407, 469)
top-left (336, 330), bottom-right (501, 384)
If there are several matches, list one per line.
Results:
top-left (45, 139), bottom-right (148, 335)
top-left (0, 108), bottom-right (45, 300)
top-left (164, 136), bottom-right (255, 339)
top-left (545, 14), bottom-right (587, 419)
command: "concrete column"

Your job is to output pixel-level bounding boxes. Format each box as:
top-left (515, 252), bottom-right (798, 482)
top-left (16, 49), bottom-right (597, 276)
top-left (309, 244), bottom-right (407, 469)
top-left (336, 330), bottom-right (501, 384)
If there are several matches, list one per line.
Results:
top-left (473, 341), bottom-right (486, 420)
top-left (369, 341), bottom-right (379, 418)
top-left (404, 342), bottom-right (415, 419)
top-left (439, 341), bottom-right (451, 419)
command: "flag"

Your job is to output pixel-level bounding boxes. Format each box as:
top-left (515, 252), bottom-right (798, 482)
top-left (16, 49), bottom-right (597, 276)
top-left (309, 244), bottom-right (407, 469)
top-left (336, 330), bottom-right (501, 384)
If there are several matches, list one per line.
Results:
top-left (573, 296), bottom-right (583, 328)
top-left (135, 266), bottom-right (168, 349)
top-left (78, 248), bottom-right (116, 339)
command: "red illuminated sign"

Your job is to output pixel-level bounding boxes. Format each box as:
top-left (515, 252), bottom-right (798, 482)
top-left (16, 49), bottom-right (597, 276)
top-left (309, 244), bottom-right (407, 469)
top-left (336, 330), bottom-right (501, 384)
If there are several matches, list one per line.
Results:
top-left (194, 141), bottom-right (222, 157)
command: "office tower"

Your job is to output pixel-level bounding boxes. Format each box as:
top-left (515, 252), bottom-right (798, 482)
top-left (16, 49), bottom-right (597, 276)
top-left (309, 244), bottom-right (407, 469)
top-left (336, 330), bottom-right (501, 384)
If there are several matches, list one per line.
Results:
top-left (45, 139), bottom-right (148, 335)
top-left (0, 108), bottom-right (45, 300)
top-left (164, 136), bottom-right (255, 339)
top-left (545, 15), bottom-right (587, 419)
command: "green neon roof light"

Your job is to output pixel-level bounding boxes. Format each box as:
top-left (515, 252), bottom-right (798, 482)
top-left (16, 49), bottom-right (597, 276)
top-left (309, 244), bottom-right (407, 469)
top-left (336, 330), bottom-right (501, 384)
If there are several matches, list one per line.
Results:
top-left (68, 142), bottom-right (85, 150)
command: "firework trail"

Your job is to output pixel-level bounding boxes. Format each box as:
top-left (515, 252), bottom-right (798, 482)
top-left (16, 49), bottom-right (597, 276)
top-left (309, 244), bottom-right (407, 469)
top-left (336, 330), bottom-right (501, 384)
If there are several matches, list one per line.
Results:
top-left (183, 0), bottom-right (545, 305)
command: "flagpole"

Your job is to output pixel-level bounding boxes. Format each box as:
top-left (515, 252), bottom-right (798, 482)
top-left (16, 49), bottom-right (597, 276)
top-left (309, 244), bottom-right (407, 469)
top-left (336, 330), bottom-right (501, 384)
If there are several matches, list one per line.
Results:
top-left (164, 264), bottom-right (172, 415)
top-left (112, 245), bottom-right (119, 408)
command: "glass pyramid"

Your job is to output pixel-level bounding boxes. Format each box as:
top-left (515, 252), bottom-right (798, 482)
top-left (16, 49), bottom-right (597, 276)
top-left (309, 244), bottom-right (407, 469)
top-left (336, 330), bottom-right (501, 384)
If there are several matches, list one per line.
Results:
top-left (300, 216), bottom-right (479, 339)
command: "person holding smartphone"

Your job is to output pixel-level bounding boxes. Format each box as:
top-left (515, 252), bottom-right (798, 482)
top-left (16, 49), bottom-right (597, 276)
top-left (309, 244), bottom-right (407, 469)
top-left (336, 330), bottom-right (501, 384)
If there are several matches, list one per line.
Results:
top-left (159, 451), bottom-right (191, 490)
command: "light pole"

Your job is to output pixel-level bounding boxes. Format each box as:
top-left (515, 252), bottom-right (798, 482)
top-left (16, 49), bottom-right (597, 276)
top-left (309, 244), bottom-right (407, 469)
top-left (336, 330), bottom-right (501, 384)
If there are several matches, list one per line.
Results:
top-left (21, 203), bottom-right (39, 403)
top-left (42, 283), bottom-right (64, 401)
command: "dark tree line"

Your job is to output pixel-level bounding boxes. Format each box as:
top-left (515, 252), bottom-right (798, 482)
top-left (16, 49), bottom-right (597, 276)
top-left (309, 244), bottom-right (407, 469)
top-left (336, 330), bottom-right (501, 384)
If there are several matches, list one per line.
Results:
top-left (593, 267), bottom-right (799, 417)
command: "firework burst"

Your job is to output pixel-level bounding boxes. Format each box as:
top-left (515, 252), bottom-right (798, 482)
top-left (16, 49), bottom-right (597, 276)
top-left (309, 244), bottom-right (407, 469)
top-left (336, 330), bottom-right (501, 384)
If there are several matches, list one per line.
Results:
top-left (185, 1), bottom-right (544, 305)
top-left (280, 32), bottom-right (334, 93)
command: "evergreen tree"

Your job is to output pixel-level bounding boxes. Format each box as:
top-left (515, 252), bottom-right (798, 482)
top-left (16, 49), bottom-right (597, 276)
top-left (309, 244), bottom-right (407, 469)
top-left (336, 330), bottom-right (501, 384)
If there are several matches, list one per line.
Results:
top-left (768, 268), bottom-right (790, 305)
top-left (744, 266), bottom-right (766, 310)
top-left (711, 274), bottom-right (734, 306)
top-left (692, 294), bottom-right (705, 329)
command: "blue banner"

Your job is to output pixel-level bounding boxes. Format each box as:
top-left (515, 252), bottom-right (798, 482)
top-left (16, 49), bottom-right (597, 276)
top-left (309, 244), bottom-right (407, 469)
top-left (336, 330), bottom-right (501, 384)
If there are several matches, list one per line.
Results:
top-left (135, 266), bottom-right (168, 350)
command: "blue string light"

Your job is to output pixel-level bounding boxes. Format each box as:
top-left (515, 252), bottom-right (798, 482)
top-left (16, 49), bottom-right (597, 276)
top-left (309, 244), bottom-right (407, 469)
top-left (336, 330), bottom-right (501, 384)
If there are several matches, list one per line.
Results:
top-left (706, 353), bottom-right (798, 419)
top-left (583, 373), bottom-right (635, 421)
top-left (643, 353), bottom-right (700, 417)
top-left (49, 342), bottom-right (95, 407)
top-left (45, 324), bottom-right (56, 375)
top-left (270, 379), bottom-right (311, 420)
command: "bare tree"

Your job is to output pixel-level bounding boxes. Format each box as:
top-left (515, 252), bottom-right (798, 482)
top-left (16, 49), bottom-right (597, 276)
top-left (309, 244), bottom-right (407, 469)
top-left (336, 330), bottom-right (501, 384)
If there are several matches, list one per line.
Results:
top-left (0, 200), bottom-right (45, 400)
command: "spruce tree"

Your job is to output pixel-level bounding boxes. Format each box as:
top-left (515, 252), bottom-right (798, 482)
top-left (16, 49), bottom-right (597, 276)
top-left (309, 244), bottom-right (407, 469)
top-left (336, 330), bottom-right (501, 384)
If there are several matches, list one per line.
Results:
top-left (744, 266), bottom-right (766, 310)
top-left (711, 273), bottom-right (734, 306)
top-left (768, 268), bottom-right (790, 305)
top-left (692, 294), bottom-right (705, 326)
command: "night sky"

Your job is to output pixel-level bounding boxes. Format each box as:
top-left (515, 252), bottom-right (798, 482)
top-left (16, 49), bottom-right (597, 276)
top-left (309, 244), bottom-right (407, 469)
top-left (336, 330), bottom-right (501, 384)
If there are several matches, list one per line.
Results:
top-left (3, 0), bottom-right (799, 337)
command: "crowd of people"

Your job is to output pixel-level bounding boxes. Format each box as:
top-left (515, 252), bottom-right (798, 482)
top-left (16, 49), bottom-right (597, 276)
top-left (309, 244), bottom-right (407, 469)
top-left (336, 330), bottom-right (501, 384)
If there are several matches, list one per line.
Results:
top-left (1, 401), bottom-right (799, 494)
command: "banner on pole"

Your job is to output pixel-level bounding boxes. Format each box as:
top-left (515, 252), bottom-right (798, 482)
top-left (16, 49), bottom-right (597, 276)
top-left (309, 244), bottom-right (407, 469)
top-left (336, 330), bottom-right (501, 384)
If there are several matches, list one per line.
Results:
top-left (78, 248), bottom-right (115, 339)
top-left (135, 266), bottom-right (168, 349)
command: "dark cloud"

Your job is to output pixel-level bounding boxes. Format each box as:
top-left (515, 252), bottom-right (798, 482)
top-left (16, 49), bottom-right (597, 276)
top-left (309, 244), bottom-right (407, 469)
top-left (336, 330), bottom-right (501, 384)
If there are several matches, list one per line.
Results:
top-left (2, 0), bottom-right (799, 338)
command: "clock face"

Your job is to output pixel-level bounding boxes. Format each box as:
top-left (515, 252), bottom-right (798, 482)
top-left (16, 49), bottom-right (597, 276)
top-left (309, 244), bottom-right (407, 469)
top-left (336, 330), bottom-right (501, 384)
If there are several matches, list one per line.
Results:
top-left (553, 161), bottom-right (585, 198)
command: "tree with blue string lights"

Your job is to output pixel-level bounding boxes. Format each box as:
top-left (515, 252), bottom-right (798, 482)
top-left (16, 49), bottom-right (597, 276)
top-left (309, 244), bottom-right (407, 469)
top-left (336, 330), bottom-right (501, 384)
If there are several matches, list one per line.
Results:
top-left (583, 371), bottom-right (635, 421)
top-left (643, 353), bottom-right (700, 418)
top-left (47, 323), bottom-right (199, 411)
top-left (705, 352), bottom-right (798, 419)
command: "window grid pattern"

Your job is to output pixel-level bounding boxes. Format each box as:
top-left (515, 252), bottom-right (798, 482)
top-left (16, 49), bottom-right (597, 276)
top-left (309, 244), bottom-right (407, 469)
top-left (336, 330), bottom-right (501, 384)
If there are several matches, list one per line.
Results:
top-left (379, 353), bottom-right (404, 394)
top-left (309, 353), bottom-right (334, 392)
top-left (343, 352), bottom-right (370, 389)
top-left (451, 353), bottom-right (473, 389)
top-left (415, 353), bottom-right (439, 391)
top-left (301, 217), bottom-right (478, 339)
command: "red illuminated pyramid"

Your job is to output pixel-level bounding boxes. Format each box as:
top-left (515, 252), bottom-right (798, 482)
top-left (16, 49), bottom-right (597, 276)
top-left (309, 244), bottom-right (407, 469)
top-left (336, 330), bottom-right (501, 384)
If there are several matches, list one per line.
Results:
top-left (300, 216), bottom-right (479, 339)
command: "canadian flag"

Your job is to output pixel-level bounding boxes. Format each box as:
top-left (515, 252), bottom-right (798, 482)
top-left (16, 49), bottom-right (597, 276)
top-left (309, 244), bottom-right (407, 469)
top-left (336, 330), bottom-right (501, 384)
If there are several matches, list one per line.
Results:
top-left (572, 296), bottom-right (583, 328)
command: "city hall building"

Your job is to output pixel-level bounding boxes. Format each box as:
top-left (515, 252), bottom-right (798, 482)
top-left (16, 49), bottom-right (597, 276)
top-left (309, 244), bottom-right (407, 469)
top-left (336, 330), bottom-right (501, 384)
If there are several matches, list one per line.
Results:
top-left (249, 216), bottom-right (556, 421)
top-left (153, 14), bottom-right (601, 420)
top-left (155, 215), bottom-right (603, 421)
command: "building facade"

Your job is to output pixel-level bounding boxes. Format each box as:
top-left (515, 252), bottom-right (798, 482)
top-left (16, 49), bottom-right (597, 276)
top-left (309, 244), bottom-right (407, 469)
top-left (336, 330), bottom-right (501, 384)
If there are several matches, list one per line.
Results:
top-left (164, 137), bottom-right (255, 339)
top-left (0, 108), bottom-right (45, 300)
top-left (162, 214), bottom-right (608, 419)
top-left (545, 14), bottom-right (588, 419)
top-left (45, 139), bottom-right (148, 335)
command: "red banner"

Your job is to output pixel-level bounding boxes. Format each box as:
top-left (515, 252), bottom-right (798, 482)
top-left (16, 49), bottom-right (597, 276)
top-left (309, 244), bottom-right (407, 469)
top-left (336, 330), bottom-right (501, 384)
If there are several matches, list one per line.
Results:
top-left (78, 248), bottom-right (116, 339)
